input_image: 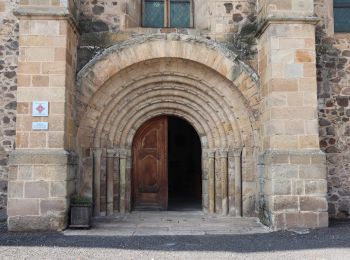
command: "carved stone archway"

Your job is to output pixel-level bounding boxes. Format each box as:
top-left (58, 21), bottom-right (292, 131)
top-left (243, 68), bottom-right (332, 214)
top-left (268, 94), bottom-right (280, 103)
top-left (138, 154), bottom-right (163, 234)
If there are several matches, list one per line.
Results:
top-left (75, 34), bottom-right (260, 217)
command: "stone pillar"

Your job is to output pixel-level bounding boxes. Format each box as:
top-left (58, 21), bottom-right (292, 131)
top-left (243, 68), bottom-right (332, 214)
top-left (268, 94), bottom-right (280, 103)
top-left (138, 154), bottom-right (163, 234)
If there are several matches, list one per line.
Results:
top-left (8, 1), bottom-right (79, 231)
top-left (257, 0), bottom-right (328, 230)
top-left (218, 150), bottom-right (228, 216)
top-left (92, 149), bottom-right (102, 216)
top-left (228, 150), bottom-right (236, 216)
top-left (233, 148), bottom-right (242, 217)
top-left (201, 149), bottom-right (209, 213)
top-left (119, 149), bottom-right (127, 214)
top-left (113, 151), bottom-right (120, 212)
top-left (106, 150), bottom-right (115, 216)
top-left (208, 150), bottom-right (215, 214)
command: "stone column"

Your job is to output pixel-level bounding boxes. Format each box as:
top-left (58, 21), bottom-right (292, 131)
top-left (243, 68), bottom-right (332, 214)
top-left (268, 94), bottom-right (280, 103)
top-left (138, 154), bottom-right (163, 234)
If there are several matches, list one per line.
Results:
top-left (106, 149), bottom-right (116, 216)
top-left (208, 150), bottom-right (215, 214)
top-left (113, 150), bottom-right (120, 212)
top-left (201, 149), bottom-right (209, 213)
top-left (7, 1), bottom-right (79, 231)
top-left (218, 150), bottom-right (228, 216)
top-left (257, 0), bottom-right (328, 230)
top-left (119, 149), bottom-right (127, 214)
top-left (233, 148), bottom-right (242, 217)
top-left (228, 150), bottom-right (236, 215)
top-left (93, 149), bottom-right (102, 216)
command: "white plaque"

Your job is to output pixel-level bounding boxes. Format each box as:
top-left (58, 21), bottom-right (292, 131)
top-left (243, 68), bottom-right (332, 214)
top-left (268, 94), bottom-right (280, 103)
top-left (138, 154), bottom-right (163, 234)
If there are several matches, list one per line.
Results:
top-left (32, 122), bottom-right (49, 131)
top-left (32, 101), bottom-right (49, 117)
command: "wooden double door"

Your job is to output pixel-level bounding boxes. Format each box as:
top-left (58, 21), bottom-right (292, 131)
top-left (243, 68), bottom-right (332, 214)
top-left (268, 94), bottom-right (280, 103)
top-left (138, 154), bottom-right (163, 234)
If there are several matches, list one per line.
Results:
top-left (132, 116), bottom-right (168, 210)
top-left (132, 116), bottom-right (202, 210)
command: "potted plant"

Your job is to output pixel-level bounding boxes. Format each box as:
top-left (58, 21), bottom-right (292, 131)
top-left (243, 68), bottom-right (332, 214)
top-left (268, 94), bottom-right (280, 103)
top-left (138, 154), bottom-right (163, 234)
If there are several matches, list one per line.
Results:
top-left (69, 195), bottom-right (92, 229)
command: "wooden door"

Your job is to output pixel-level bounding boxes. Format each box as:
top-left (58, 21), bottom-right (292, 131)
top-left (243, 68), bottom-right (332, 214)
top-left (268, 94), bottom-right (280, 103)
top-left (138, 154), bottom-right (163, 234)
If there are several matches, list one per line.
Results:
top-left (132, 116), bottom-right (168, 210)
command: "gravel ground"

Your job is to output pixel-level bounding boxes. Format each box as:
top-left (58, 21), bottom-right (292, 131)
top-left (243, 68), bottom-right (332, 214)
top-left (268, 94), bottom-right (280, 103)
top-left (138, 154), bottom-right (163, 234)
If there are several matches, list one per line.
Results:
top-left (0, 219), bottom-right (350, 259)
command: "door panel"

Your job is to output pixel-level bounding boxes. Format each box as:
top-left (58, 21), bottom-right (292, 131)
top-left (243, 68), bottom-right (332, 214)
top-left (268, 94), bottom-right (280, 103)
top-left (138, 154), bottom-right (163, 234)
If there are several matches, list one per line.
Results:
top-left (132, 116), bottom-right (168, 210)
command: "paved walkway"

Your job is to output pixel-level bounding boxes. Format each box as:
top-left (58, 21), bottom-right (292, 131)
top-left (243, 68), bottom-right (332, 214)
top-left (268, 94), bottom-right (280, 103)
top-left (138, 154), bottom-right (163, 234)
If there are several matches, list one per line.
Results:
top-left (1, 219), bottom-right (350, 259)
top-left (65, 211), bottom-right (270, 236)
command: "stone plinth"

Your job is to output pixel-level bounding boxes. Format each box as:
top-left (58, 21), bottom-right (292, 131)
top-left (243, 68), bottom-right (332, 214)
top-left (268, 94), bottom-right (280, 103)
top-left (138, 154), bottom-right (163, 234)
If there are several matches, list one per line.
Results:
top-left (7, 150), bottom-right (76, 231)
top-left (261, 150), bottom-right (328, 230)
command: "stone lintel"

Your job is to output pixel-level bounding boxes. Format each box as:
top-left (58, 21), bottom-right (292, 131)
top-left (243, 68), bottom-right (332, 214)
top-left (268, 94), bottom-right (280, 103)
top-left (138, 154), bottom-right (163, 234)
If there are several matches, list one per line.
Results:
top-left (256, 16), bottom-right (320, 38)
top-left (10, 149), bottom-right (77, 166)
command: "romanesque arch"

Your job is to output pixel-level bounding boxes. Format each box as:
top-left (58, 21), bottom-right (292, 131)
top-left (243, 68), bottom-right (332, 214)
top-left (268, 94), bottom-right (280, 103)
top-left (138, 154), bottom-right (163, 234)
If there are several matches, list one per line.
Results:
top-left (75, 34), bottom-right (261, 218)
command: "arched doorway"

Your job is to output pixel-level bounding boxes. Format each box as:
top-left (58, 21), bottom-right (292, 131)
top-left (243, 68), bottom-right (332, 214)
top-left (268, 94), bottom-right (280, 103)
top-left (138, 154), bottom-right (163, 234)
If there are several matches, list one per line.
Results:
top-left (132, 116), bottom-right (202, 211)
top-left (76, 35), bottom-right (261, 217)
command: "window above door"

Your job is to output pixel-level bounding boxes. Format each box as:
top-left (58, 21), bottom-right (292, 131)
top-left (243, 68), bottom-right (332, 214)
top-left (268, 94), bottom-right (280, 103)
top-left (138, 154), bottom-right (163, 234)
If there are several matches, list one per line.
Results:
top-left (334, 0), bottom-right (350, 32)
top-left (142, 0), bottom-right (193, 28)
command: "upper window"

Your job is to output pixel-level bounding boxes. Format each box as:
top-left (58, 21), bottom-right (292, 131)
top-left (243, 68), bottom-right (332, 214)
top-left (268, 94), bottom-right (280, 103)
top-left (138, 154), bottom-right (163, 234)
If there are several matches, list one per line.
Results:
top-left (334, 0), bottom-right (350, 32)
top-left (142, 0), bottom-right (192, 28)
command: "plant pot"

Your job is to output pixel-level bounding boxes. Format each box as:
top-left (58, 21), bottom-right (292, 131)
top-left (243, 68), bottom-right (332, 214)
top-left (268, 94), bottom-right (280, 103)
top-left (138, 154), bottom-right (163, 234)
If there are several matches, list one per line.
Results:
top-left (69, 204), bottom-right (92, 229)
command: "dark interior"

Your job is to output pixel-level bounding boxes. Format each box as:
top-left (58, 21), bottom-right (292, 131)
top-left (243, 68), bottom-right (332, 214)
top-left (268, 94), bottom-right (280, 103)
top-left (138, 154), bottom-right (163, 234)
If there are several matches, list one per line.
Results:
top-left (168, 116), bottom-right (202, 211)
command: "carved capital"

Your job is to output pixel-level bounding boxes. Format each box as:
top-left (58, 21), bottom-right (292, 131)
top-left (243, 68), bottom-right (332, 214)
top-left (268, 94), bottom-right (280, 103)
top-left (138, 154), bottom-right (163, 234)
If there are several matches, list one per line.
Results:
top-left (228, 147), bottom-right (242, 158)
top-left (106, 149), bottom-right (119, 158)
top-left (117, 148), bottom-right (131, 159)
top-left (216, 149), bottom-right (228, 158)
top-left (203, 149), bottom-right (216, 158)
top-left (92, 148), bottom-right (102, 158)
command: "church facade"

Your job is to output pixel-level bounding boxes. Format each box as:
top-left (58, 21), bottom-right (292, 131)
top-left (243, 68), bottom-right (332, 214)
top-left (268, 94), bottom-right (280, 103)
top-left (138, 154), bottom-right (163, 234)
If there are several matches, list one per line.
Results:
top-left (0, 0), bottom-right (349, 231)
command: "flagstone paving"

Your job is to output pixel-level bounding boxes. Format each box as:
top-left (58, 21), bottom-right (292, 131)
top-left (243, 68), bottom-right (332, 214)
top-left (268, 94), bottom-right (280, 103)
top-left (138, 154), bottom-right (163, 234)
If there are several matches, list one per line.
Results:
top-left (64, 211), bottom-right (270, 236)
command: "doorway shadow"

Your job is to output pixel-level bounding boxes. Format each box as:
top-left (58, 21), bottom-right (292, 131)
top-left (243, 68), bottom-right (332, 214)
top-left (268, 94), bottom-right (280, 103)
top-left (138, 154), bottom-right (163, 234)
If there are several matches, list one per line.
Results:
top-left (168, 116), bottom-right (202, 211)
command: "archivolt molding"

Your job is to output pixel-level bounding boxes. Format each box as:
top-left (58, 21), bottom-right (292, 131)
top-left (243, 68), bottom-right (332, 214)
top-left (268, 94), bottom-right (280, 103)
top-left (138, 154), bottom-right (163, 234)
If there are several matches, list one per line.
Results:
top-left (75, 41), bottom-right (262, 215)
top-left (76, 58), bottom-right (259, 151)
top-left (76, 34), bottom-right (260, 122)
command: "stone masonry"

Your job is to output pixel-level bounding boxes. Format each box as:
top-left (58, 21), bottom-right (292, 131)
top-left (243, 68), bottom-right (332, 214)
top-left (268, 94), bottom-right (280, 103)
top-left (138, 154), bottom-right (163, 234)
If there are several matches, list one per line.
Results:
top-left (7, 0), bottom-right (79, 230)
top-left (257, 0), bottom-right (328, 229)
top-left (0, 0), bottom-right (18, 209)
top-left (1, 0), bottom-right (348, 231)
top-left (318, 33), bottom-right (350, 218)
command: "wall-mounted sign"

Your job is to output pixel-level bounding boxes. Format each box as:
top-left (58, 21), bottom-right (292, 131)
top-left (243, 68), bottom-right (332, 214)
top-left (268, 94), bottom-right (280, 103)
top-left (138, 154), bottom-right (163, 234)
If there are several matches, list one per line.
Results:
top-left (32, 122), bottom-right (49, 131)
top-left (32, 101), bottom-right (49, 117)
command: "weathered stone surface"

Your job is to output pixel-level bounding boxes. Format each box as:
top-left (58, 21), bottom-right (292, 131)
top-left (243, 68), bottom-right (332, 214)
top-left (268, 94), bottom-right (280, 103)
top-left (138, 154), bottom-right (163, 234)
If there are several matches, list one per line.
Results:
top-left (2, 0), bottom-right (348, 232)
top-left (8, 215), bottom-right (67, 231)
top-left (7, 199), bottom-right (39, 216)
top-left (0, 0), bottom-right (18, 209)
top-left (316, 16), bottom-right (350, 217)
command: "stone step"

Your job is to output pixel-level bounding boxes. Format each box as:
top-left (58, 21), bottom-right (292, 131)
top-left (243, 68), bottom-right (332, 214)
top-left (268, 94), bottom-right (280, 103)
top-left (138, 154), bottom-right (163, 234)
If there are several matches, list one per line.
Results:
top-left (84, 212), bottom-right (270, 236)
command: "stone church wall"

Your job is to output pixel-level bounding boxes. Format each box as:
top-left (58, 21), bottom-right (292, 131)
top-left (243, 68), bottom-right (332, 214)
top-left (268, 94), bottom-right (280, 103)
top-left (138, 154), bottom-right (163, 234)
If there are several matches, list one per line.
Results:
top-left (317, 32), bottom-right (350, 218)
top-left (0, 0), bottom-right (349, 224)
top-left (315, 0), bottom-right (350, 218)
top-left (0, 0), bottom-right (18, 209)
top-left (77, 0), bottom-right (258, 72)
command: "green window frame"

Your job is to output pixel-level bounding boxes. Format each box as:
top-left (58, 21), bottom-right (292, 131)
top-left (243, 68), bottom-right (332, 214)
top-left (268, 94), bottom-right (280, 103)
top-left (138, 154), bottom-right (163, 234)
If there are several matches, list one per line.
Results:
top-left (142, 0), bottom-right (193, 28)
top-left (334, 0), bottom-right (350, 32)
